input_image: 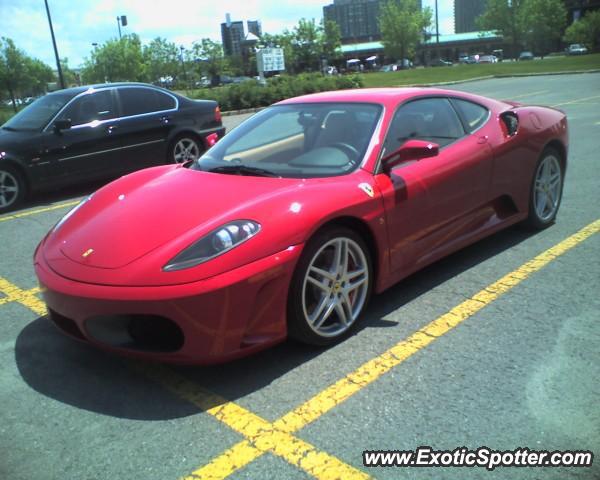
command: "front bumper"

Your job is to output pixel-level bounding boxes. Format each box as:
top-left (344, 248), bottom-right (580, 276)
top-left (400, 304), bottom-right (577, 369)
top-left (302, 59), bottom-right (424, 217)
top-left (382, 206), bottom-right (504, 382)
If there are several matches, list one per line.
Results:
top-left (34, 244), bottom-right (303, 364)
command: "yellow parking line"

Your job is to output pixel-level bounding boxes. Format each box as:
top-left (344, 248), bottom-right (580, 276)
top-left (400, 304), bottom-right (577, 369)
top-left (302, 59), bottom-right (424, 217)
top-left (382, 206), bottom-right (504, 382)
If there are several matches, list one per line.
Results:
top-left (133, 363), bottom-right (370, 480)
top-left (2, 219), bottom-right (599, 479)
top-left (0, 279), bottom-right (46, 316)
top-left (0, 200), bottom-right (79, 223)
top-left (195, 218), bottom-right (600, 477)
top-left (552, 94), bottom-right (600, 107)
top-left (509, 90), bottom-right (549, 99)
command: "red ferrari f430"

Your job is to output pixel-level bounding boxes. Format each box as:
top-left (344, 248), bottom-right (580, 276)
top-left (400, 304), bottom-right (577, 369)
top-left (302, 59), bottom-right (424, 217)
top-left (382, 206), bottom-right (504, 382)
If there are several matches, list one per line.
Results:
top-left (34, 88), bottom-right (567, 363)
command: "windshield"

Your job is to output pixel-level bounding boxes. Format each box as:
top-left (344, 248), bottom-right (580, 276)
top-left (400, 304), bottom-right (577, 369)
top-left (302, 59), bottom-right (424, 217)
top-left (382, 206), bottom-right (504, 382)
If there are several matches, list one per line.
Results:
top-left (192, 102), bottom-right (382, 178)
top-left (2, 93), bottom-right (73, 131)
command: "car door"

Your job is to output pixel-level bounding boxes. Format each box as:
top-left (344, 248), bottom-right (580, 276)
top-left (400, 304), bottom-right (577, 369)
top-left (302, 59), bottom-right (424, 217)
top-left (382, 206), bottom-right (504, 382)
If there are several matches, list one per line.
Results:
top-left (114, 86), bottom-right (176, 171)
top-left (38, 88), bottom-right (122, 182)
top-left (375, 97), bottom-right (494, 274)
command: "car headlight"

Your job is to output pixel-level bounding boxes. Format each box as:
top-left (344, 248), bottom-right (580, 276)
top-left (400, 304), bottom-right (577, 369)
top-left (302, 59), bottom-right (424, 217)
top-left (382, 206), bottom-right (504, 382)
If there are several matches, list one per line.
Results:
top-left (52, 195), bottom-right (92, 233)
top-left (163, 220), bottom-right (261, 272)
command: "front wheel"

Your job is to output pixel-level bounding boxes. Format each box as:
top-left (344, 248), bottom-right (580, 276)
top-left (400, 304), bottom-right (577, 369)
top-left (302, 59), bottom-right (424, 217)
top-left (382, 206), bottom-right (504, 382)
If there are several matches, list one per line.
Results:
top-left (170, 135), bottom-right (203, 164)
top-left (0, 165), bottom-right (26, 214)
top-left (525, 147), bottom-right (564, 229)
top-left (288, 227), bottom-right (372, 346)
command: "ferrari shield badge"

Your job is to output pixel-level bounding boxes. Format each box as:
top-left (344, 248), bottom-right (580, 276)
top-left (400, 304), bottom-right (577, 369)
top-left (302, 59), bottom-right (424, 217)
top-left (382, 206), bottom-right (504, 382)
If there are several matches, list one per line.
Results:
top-left (358, 183), bottom-right (374, 198)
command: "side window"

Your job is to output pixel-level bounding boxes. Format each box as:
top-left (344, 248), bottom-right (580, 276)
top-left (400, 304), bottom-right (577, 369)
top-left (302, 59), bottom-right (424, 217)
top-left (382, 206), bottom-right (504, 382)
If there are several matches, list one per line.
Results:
top-left (59, 90), bottom-right (117, 126)
top-left (119, 88), bottom-right (161, 116)
top-left (155, 91), bottom-right (176, 110)
top-left (452, 98), bottom-right (489, 132)
top-left (384, 98), bottom-right (465, 153)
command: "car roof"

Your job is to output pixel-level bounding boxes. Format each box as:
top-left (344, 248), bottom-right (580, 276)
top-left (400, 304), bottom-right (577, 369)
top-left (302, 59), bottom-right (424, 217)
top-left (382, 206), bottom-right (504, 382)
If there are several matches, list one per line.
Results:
top-left (277, 87), bottom-right (495, 108)
top-left (48, 82), bottom-right (168, 99)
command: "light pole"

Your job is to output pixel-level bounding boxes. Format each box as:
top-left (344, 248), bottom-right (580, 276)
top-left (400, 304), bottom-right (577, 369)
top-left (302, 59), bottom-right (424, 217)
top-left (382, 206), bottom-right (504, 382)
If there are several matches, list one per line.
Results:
top-left (44, 0), bottom-right (65, 89)
top-left (116, 15), bottom-right (127, 39)
top-left (180, 46), bottom-right (188, 88)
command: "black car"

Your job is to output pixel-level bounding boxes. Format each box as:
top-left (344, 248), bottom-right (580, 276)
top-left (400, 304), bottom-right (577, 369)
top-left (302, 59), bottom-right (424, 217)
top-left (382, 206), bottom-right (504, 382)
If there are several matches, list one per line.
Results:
top-left (0, 82), bottom-right (225, 212)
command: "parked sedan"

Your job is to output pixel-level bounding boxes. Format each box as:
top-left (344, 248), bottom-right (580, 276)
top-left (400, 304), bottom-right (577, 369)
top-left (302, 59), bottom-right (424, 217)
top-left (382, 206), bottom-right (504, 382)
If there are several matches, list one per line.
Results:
top-left (35, 88), bottom-right (567, 364)
top-left (0, 83), bottom-right (224, 212)
top-left (519, 51), bottom-right (535, 61)
top-left (567, 43), bottom-right (588, 55)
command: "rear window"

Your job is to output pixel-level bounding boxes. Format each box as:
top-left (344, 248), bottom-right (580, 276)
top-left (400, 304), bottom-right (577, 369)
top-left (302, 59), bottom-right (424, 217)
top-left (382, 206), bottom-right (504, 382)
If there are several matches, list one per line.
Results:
top-left (452, 99), bottom-right (489, 133)
top-left (119, 88), bottom-right (175, 116)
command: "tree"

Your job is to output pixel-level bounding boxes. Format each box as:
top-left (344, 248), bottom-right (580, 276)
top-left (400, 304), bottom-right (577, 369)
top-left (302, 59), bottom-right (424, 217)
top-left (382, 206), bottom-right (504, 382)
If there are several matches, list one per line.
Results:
top-left (0, 37), bottom-right (27, 111)
top-left (0, 37), bottom-right (54, 111)
top-left (143, 37), bottom-right (180, 85)
top-left (293, 18), bottom-right (322, 71)
top-left (60, 58), bottom-right (79, 87)
top-left (379, 0), bottom-right (432, 64)
top-left (81, 34), bottom-right (147, 83)
top-left (192, 39), bottom-right (229, 86)
top-left (564, 10), bottom-right (600, 51)
top-left (477, 0), bottom-right (526, 59)
top-left (520, 0), bottom-right (567, 56)
top-left (321, 19), bottom-right (342, 65)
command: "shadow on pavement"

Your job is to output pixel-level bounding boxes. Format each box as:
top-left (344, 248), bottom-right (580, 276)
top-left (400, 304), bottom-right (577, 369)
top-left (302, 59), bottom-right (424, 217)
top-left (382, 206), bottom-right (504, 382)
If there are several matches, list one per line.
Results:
top-left (14, 224), bottom-right (539, 420)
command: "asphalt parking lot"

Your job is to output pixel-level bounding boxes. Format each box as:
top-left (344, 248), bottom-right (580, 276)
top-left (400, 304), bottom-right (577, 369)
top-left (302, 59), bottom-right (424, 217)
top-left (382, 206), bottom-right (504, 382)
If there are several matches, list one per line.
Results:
top-left (1, 73), bottom-right (599, 480)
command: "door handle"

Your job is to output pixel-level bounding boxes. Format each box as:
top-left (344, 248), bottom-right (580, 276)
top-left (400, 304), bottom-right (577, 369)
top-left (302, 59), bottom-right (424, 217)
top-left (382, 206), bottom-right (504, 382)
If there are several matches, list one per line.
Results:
top-left (106, 125), bottom-right (119, 134)
top-left (159, 115), bottom-right (172, 124)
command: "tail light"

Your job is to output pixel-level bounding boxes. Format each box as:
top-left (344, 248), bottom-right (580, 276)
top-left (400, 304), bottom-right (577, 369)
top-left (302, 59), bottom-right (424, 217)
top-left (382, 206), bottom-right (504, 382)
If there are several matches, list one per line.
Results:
top-left (214, 106), bottom-right (222, 123)
top-left (205, 132), bottom-right (219, 148)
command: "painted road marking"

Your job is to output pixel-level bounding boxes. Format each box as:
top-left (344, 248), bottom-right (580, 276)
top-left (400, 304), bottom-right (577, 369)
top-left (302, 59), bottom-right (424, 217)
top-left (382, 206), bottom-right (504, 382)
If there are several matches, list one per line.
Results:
top-left (0, 200), bottom-right (79, 224)
top-left (508, 90), bottom-right (550, 99)
top-left (2, 219), bottom-right (598, 479)
top-left (133, 363), bottom-right (370, 480)
top-left (0, 284), bottom-right (368, 480)
top-left (552, 94), bottom-right (600, 107)
top-left (191, 218), bottom-right (600, 478)
top-left (0, 279), bottom-right (46, 316)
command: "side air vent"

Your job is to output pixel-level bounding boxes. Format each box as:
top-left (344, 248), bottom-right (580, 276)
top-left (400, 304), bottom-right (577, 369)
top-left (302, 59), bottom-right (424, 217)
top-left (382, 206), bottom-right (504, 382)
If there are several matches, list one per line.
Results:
top-left (500, 111), bottom-right (519, 137)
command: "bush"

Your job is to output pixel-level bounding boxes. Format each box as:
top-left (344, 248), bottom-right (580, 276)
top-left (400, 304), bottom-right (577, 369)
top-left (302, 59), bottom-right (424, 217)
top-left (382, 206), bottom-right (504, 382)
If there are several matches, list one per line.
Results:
top-left (0, 108), bottom-right (14, 125)
top-left (189, 73), bottom-right (364, 111)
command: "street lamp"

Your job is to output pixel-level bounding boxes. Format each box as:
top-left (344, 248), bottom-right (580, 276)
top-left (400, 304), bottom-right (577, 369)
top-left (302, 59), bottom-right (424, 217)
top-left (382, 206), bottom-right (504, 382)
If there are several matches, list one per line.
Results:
top-left (117, 15), bottom-right (128, 39)
top-left (180, 46), bottom-right (188, 88)
top-left (44, 0), bottom-right (65, 89)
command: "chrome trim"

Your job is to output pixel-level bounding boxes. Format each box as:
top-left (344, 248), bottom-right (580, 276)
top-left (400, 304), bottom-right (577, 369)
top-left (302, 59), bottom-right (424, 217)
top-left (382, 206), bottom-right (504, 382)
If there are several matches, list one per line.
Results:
top-left (57, 139), bottom-right (164, 162)
top-left (43, 85), bottom-right (179, 132)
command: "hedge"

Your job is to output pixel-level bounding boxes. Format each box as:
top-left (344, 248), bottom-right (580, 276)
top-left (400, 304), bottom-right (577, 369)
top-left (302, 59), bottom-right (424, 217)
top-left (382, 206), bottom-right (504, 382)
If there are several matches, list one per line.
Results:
top-left (188, 73), bottom-right (364, 111)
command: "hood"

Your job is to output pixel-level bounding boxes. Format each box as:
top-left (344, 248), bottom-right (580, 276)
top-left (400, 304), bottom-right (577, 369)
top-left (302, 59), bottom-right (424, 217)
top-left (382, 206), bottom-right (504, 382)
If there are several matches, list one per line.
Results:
top-left (47, 165), bottom-right (303, 270)
top-left (41, 164), bottom-right (381, 286)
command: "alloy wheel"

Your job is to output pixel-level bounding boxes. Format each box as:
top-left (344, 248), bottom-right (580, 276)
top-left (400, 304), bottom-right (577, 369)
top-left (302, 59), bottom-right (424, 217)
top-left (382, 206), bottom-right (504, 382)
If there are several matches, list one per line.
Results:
top-left (173, 138), bottom-right (201, 163)
top-left (301, 237), bottom-right (370, 338)
top-left (0, 170), bottom-right (19, 209)
top-left (533, 153), bottom-right (562, 222)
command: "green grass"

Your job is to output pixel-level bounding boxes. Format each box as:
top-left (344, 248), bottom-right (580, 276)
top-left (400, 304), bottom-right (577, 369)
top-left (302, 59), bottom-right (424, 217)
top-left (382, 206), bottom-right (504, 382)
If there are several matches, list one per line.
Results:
top-left (360, 53), bottom-right (600, 88)
top-left (0, 106), bottom-right (16, 125)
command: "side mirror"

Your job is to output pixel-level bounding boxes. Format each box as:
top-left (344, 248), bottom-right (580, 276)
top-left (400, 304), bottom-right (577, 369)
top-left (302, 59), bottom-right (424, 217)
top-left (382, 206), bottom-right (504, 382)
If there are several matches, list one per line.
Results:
top-left (382, 139), bottom-right (439, 172)
top-left (53, 118), bottom-right (72, 132)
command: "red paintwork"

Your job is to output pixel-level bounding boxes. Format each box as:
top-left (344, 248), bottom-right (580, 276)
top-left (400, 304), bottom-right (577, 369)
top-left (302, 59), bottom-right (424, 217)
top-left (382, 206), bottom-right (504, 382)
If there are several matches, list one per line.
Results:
top-left (34, 87), bottom-right (568, 364)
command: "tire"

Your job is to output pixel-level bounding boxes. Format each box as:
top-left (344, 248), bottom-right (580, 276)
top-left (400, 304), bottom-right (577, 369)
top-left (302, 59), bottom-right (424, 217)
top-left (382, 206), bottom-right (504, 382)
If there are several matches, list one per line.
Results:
top-left (0, 165), bottom-right (26, 214)
top-left (524, 147), bottom-right (564, 229)
top-left (287, 226), bottom-right (373, 346)
top-left (169, 134), bottom-right (203, 164)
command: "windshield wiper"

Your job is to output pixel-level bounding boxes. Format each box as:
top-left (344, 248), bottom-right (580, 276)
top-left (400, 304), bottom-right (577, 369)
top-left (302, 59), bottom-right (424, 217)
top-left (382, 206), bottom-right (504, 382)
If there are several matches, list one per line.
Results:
top-left (208, 164), bottom-right (280, 177)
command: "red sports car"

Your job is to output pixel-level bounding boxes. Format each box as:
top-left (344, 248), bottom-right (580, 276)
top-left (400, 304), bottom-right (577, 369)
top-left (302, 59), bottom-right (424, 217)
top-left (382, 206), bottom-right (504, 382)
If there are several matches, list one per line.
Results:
top-left (34, 88), bottom-right (567, 364)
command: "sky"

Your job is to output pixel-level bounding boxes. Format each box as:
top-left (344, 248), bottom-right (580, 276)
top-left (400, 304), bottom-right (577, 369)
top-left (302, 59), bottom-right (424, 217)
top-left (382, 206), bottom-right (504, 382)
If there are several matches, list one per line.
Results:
top-left (1, 0), bottom-right (454, 68)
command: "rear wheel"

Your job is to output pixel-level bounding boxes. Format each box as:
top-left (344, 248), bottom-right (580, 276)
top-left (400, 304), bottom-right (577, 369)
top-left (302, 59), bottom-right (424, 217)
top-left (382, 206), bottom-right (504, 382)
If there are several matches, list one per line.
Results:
top-left (0, 165), bottom-right (26, 214)
top-left (288, 227), bottom-right (372, 346)
top-left (170, 135), bottom-right (203, 164)
top-left (525, 147), bottom-right (564, 229)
